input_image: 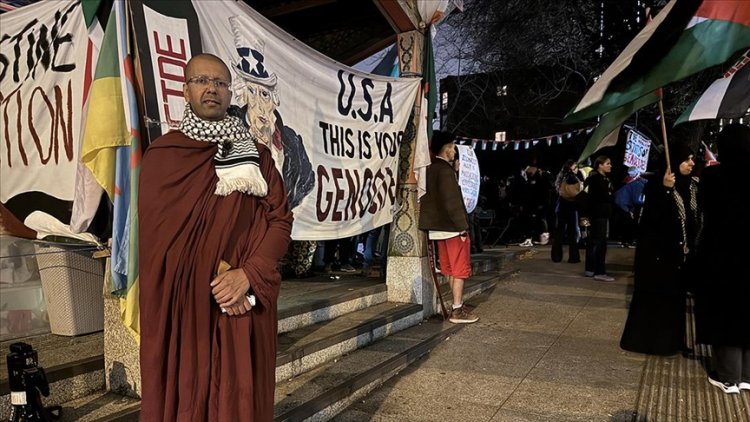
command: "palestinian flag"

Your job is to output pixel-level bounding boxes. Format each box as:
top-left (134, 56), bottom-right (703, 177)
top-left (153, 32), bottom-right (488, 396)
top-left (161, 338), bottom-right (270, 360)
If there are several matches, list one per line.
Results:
top-left (676, 50), bottom-right (750, 125)
top-left (702, 141), bottom-right (719, 166)
top-left (413, 27), bottom-right (437, 198)
top-left (568, 0), bottom-right (750, 122)
top-left (577, 90), bottom-right (661, 163)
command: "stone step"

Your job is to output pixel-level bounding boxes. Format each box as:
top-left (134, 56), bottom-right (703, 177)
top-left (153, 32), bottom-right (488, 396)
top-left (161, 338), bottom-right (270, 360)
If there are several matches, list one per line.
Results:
top-left (273, 316), bottom-right (462, 422)
top-left (278, 279), bottom-right (387, 334)
top-left (68, 300), bottom-right (426, 421)
top-left (5, 250), bottom-right (525, 421)
top-left (276, 301), bottom-right (424, 383)
top-left (0, 332), bottom-right (105, 418)
top-left (272, 267), bottom-right (519, 422)
top-left (0, 280), bottom-right (388, 419)
top-left (77, 268), bottom-right (517, 422)
top-left (52, 391), bottom-right (139, 422)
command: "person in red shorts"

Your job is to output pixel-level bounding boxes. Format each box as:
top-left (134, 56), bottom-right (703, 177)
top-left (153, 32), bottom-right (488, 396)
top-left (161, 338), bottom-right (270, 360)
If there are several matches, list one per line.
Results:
top-left (419, 130), bottom-right (478, 324)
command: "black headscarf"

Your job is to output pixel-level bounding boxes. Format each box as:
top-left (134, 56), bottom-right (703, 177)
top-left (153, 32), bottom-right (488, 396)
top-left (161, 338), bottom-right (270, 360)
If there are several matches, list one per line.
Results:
top-left (666, 141), bottom-right (694, 173)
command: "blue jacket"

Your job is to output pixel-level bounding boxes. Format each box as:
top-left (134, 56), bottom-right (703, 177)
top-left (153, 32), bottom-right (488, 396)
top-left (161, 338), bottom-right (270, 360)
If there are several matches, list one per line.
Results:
top-left (614, 178), bottom-right (647, 213)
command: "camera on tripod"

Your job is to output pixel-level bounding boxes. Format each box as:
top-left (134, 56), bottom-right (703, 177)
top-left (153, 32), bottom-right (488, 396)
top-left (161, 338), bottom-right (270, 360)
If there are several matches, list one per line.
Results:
top-left (6, 342), bottom-right (60, 422)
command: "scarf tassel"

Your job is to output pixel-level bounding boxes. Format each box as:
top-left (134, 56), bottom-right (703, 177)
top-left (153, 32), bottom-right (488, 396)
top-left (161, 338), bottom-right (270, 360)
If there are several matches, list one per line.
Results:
top-left (215, 166), bottom-right (268, 197)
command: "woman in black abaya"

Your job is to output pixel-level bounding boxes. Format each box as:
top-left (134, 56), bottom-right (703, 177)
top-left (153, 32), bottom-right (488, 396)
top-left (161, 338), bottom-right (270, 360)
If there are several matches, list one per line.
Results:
top-left (620, 142), bottom-right (701, 356)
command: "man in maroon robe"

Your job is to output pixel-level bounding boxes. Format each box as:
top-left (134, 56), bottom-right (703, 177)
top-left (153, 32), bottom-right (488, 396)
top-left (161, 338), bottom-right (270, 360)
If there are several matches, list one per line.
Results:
top-left (138, 54), bottom-right (293, 421)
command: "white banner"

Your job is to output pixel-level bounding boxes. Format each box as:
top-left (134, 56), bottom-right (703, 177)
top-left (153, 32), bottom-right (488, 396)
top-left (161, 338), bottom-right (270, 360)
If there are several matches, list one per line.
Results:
top-left (456, 145), bottom-right (480, 214)
top-left (624, 129), bottom-right (650, 174)
top-left (132, 1), bottom-right (420, 240)
top-left (0, 1), bottom-right (88, 206)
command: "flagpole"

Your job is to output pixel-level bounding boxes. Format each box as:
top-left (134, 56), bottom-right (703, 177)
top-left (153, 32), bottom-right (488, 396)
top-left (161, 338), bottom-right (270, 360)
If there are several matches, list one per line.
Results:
top-left (658, 98), bottom-right (671, 171)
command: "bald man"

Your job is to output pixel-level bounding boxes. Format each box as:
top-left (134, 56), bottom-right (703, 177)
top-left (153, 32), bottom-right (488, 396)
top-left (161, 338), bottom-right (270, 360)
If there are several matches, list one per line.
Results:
top-left (138, 53), bottom-right (293, 421)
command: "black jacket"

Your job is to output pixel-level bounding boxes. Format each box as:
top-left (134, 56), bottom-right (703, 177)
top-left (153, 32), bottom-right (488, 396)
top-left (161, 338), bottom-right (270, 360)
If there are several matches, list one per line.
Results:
top-left (583, 172), bottom-right (613, 219)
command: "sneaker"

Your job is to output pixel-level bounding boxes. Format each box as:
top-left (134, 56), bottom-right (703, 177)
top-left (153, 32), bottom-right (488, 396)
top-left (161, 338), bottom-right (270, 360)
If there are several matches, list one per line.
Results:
top-left (449, 306), bottom-right (479, 324)
top-left (340, 264), bottom-right (357, 273)
top-left (584, 271), bottom-right (594, 277)
top-left (708, 374), bottom-right (740, 394)
top-left (519, 239), bottom-right (534, 247)
top-left (594, 274), bottom-right (615, 282)
top-left (739, 381), bottom-right (750, 391)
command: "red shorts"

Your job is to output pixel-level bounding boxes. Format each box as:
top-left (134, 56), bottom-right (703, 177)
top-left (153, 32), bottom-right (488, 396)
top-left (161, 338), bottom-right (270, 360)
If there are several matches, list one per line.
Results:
top-left (436, 234), bottom-right (472, 279)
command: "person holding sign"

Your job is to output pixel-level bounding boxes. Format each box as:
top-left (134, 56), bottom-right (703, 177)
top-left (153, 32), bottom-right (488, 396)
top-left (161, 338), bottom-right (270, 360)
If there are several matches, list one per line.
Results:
top-left (138, 54), bottom-right (293, 421)
top-left (419, 131), bottom-right (478, 324)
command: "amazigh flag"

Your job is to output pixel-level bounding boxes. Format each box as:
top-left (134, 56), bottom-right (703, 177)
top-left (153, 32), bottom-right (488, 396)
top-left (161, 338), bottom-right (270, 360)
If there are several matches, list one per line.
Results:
top-left (80, 1), bottom-right (130, 201)
top-left (111, 0), bottom-right (142, 338)
top-left (81, 0), bottom-right (141, 337)
top-left (676, 50), bottom-right (750, 125)
top-left (568, 0), bottom-right (750, 122)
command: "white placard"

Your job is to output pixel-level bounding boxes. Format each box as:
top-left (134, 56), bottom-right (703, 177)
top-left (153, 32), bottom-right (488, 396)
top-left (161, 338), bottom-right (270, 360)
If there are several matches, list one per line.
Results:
top-left (624, 129), bottom-right (650, 174)
top-left (456, 145), bottom-right (480, 213)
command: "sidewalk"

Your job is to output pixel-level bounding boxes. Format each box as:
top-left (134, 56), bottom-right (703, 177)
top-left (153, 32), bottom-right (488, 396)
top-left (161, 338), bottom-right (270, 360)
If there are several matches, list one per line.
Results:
top-left (334, 246), bottom-right (750, 421)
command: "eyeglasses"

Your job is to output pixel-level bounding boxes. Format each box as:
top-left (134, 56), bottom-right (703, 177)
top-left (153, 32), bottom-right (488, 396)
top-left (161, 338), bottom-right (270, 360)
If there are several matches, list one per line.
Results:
top-left (187, 76), bottom-right (231, 91)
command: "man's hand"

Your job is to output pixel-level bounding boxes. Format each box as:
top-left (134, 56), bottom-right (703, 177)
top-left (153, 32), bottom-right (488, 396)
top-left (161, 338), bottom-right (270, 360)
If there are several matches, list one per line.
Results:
top-left (211, 268), bottom-right (251, 309)
top-left (222, 296), bottom-right (253, 316)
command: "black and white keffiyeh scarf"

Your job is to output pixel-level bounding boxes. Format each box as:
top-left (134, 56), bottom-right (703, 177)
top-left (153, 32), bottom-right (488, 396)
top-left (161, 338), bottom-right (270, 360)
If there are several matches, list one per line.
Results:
top-left (672, 176), bottom-right (700, 257)
top-left (178, 104), bottom-right (267, 197)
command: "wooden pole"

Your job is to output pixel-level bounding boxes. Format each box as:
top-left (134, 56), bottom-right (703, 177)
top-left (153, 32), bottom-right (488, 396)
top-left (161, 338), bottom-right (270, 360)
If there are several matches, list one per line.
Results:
top-left (658, 98), bottom-right (671, 172)
top-left (426, 240), bottom-right (450, 320)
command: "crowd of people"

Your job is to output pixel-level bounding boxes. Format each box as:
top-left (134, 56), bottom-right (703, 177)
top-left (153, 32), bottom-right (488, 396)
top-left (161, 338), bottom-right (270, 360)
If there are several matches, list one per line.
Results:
top-left (620, 124), bottom-right (750, 396)
top-left (470, 124), bottom-right (750, 396)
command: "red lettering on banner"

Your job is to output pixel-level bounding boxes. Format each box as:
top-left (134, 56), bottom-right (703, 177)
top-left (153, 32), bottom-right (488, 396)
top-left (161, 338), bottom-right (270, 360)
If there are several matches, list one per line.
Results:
top-left (29, 86), bottom-right (55, 164)
top-left (344, 168), bottom-right (359, 220)
top-left (315, 164), bottom-right (397, 223)
top-left (154, 33), bottom-right (186, 60)
top-left (158, 56), bottom-right (186, 81)
top-left (1, 80), bottom-right (73, 168)
top-left (55, 81), bottom-right (74, 161)
top-left (316, 167), bottom-right (332, 221)
top-left (331, 168), bottom-right (345, 222)
top-left (1, 87), bottom-right (28, 167)
top-left (360, 168), bottom-right (373, 217)
top-left (152, 31), bottom-right (187, 125)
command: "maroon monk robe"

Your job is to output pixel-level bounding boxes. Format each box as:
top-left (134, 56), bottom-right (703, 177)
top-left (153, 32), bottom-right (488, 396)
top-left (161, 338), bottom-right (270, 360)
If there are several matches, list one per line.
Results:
top-left (138, 131), bottom-right (293, 422)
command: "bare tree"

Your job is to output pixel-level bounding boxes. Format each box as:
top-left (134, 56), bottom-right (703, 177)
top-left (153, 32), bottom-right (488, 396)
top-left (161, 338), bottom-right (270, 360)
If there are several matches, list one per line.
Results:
top-left (434, 0), bottom-right (725, 144)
